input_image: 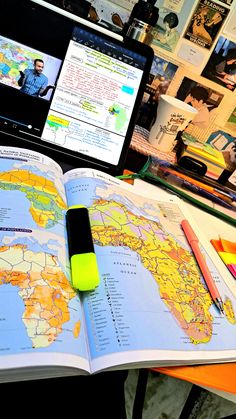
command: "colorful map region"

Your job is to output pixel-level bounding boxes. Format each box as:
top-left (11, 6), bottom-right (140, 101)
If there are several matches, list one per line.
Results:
top-left (65, 171), bottom-right (236, 357)
top-left (0, 153), bottom-right (88, 359)
top-left (0, 169), bottom-right (66, 228)
top-left (0, 243), bottom-right (78, 348)
top-left (89, 199), bottom-right (236, 344)
top-left (108, 103), bottom-right (128, 131)
top-left (0, 35), bottom-right (43, 88)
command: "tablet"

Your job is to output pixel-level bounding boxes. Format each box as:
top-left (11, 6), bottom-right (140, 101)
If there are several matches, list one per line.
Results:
top-left (0, 0), bottom-right (153, 174)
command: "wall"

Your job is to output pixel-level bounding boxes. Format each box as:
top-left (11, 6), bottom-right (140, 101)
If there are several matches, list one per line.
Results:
top-left (89, 0), bottom-right (236, 150)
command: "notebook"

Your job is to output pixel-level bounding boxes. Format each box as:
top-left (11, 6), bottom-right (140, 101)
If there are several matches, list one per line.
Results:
top-left (0, 0), bottom-right (153, 175)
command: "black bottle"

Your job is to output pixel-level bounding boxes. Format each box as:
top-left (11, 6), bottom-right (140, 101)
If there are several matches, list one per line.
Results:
top-left (136, 92), bottom-right (158, 131)
top-left (122, 0), bottom-right (159, 44)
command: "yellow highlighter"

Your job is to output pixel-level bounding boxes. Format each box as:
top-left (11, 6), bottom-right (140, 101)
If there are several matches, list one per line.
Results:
top-left (66, 205), bottom-right (100, 291)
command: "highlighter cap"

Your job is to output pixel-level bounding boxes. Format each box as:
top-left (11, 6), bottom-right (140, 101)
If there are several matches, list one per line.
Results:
top-left (71, 253), bottom-right (99, 291)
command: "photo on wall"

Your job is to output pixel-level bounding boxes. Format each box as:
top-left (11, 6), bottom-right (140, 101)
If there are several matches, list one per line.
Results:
top-left (148, 55), bottom-right (178, 96)
top-left (201, 36), bottom-right (236, 92)
top-left (89, 0), bottom-right (130, 31)
top-left (206, 130), bottom-right (236, 150)
top-left (176, 77), bottom-right (224, 129)
top-left (225, 107), bottom-right (236, 133)
top-left (184, 0), bottom-right (229, 49)
top-left (223, 4), bottom-right (236, 39)
top-left (218, 0), bottom-right (233, 5)
top-left (151, 0), bottom-right (195, 52)
top-left (135, 54), bottom-right (178, 129)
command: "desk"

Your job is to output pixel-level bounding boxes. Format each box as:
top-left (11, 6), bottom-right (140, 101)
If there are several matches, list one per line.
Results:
top-left (62, 149), bottom-right (236, 401)
top-left (0, 136), bottom-right (235, 414)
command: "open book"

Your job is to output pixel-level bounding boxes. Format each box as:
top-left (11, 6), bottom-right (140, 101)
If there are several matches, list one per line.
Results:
top-left (0, 146), bottom-right (236, 383)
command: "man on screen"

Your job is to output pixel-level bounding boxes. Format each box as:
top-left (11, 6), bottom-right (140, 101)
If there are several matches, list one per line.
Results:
top-left (18, 58), bottom-right (54, 98)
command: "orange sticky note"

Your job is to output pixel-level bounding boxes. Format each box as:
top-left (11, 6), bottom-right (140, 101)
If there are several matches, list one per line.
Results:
top-left (220, 238), bottom-right (236, 254)
top-left (210, 239), bottom-right (223, 252)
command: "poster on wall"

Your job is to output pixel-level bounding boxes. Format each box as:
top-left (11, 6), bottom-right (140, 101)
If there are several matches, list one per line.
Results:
top-left (135, 54), bottom-right (178, 129)
top-left (146, 55), bottom-right (178, 98)
top-left (176, 77), bottom-right (224, 129)
top-left (221, 3), bottom-right (236, 39)
top-left (206, 130), bottom-right (236, 149)
top-left (89, 0), bottom-right (130, 31)
top-left (152, 0), bottom-right (195, 52)
top-left (225, 107), bottom-right (236, 133)
top-left (201, 36), bottom-right (236, 91)
top-left (184, 0), bottom-right (229, 49)
top-left (218, 0), bottom-right (233, 5)
top-left (108, 0), bottom-right (137, 11)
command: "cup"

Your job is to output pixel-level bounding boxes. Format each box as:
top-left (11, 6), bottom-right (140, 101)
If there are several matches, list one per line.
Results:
top-left (148, 95), bottom-right (198, 152)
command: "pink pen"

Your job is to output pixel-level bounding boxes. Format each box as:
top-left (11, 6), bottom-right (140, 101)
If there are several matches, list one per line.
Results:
top-left (181, 219), bottom-right (224, 314)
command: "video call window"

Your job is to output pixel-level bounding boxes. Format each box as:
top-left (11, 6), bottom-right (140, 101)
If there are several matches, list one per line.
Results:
top-left (0, 35), bottom-right (61, 101)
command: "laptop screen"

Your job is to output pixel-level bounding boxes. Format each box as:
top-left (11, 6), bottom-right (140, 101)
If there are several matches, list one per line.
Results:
top-left (0, 0), bottom-right (153, 174)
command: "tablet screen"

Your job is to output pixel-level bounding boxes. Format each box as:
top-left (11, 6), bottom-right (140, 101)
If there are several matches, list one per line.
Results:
top-left (0, 0), bottom-right (153, 174)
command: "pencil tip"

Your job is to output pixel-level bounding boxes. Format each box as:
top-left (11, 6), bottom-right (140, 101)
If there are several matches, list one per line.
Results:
top-left (215, 298), bottom-right (224, 315)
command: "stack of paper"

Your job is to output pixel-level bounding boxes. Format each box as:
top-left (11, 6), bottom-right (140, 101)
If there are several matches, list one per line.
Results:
top-left (179, 141), bottom-right (227, 180)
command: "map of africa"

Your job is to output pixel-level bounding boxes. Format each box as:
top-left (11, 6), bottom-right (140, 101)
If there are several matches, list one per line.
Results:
top-left (65, 170), bottom-right (236, 358)
top-left (0, 155), bottom-right (87, 359)
top-left (1, 153), bottom-right (236, 365)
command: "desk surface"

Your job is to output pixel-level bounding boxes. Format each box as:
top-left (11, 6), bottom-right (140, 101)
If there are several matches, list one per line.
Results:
top-left (154, 364), bottom-right (236, 398)
top-left (0, 139), bottom-right (235, 396)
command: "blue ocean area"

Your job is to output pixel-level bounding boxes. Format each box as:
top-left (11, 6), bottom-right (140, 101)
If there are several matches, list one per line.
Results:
top-left (0, 189), bottom-right (37, 230)
top-left (84, 247), bottom-right (187, 358)
top-left (0, 160), bottom-right (18, 172)
top-left (84, 246), bottom-right (236, 359)
top-left (0, 284), bottom-right (32, 350)
top-left (65, 177), bottom-right (109, 208)
top-left (1, 234), bottom-right (63, 255)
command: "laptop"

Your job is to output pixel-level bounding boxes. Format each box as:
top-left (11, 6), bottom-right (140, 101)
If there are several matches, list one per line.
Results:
top-left (0, 0), bottom-right (153, 175)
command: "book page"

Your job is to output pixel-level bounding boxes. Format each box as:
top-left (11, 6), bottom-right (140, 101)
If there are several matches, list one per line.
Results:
top-left (0, 147), bottom-right (90, 381)
top-left (63, 167), bottom-right (236, 371)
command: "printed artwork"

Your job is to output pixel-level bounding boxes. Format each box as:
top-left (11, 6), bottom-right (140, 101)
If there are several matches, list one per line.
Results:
top-left (107, 0), bottom-right (137, 11)
top-left (152, 0), bottom-right (195, 52)
top-left (207, 130), bottom-right (236, 150)
top-left (135, 54), bottom-right (178, 129)
top-left (139, 55), bottom-right (178, 106)
top-left (89, 0), bottom-right (129, 31)
top-left (202, 36), bottom-right (236, 91)
top-left (218, 0), bottom-right (233, 5)
top-left (176, 77), bottom-right (224, 129)
top-left (184, 0), bottom-right (229, 49)
top-left (225, 107), bottom-right (236, 132)
top-left (148, 55), bottom-right (178, 97)
top-left (223, 4), bottom-right (236, 39)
